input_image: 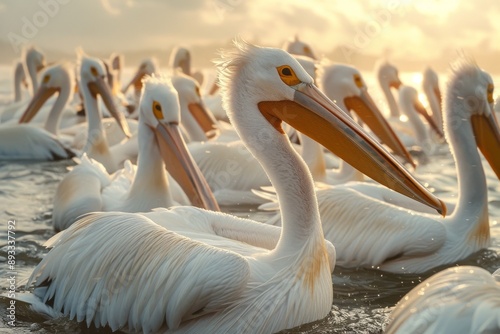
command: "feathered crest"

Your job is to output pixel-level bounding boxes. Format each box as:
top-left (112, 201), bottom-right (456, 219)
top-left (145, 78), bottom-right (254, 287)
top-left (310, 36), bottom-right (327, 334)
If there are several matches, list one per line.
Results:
top-left (140, 73), bottom-right (175, 99)
top-left (447, 51), bottom-right (480, 86)
top-left (141, 73), bottom-right (171, 88)
top-left (213, 38), bottom-right (259, 96)
top-left (75, 47), bottom-right (92, 82)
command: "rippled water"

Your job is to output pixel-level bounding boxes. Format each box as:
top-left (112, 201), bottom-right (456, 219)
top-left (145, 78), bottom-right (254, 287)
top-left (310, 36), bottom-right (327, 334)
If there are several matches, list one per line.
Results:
top-left (0, 67), bottom-right (499, 333)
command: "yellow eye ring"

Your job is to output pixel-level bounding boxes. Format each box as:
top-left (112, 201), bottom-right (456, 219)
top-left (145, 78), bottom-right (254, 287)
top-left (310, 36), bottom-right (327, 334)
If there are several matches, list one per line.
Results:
top-left (487, 84), bottom-right (494, 104)
top-left (353, 75), bottom-right (363, 88)
top-left (90, 66), bottom-right (98, 77)
top-left (153, 100), bottom-right (163, 119)
top-left (277, 65), bottom-right (301, 86)
top-left (43, 75), bottom-right (50, 83)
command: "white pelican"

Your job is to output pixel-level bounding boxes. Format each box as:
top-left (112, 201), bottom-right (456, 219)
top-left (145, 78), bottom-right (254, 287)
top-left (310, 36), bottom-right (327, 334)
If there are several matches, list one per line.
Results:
top-left (24, 46), bottom-right (47, 94)
top-left (0, 60), bottom-right (28, 107)
top-left (169, 46), bottom-right (192, 76)
top-left (109, 53), bottom-right (124, 92)
top-left (25, 41), bottom-right (442, 333)
top-left (171, 71), bottom-right (219, 142)
top-left (12, 60), bottom-right (28, 103)
top-left (52, 76), bottom-right (218, 231)
top-left (398, 85), bottom-right (444, 158)
top-left (377, 60), bottom-right (402, 118)
top-left (77, 55), bottom-right (132, 172)
top-left (423, 67), bottom-right (443, 130)
top-left (320, 62), bottom-right (415, 167)
top-left (0, 47), bottom-right (46, 122)
top-left (0, 64), bottom-right (75, 160)
top-left (378, 62), bottom-right (442, 153)
top-left (168, 46), bottom-right (206, 86)
top-left (264, 61), bottom-right (499, 273)
top-left (385, 266), bottom-right (500, 333)
top-left (122, 58), bottom-right (158, 111)
top-left (283, 35), bottom-right (317, 59)
top-left (172, 71), bottom-right (243, 144)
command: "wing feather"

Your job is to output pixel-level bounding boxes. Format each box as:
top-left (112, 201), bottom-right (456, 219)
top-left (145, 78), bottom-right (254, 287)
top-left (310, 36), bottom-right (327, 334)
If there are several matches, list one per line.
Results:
top-left (28, 211), bottom-right (250, 333)
top-left (52, 154), bottom-right (110, 231)
top-left (317, 187), bottom-right (446, 267)
top-left (0, 125), bottom-right (75, 160)
top-left (386, 266), bottom-right (500, 334)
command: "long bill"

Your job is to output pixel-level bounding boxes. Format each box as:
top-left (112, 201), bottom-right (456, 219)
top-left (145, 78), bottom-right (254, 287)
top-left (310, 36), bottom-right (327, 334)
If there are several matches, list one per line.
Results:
top-left (471, 111), bottom-right (500, 180)
top-left (344, 90), bottom-right (416, 167)
top-left (188, 102), bottom-right (220, 138)
top-left (88, 76), bottom-right (131, 138)
top-left (434, 86), bottom-right (443, 117)
top-left (413, 99), bottom-right (444, 139)
top-left (19, 86), bottom-right (59, 123)
top-left (258, 83), bottom-right (447, 216)
top-left (155, 122), bottom-right (220, 212)
top-left (121, 66), bottom-right (145, 94)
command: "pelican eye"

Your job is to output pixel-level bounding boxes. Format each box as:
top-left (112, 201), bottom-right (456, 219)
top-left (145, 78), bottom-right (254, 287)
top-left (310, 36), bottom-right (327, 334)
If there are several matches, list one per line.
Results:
top-left (43, 75), bottom-right (50, 83)
top-left (487, 84), bottom-right (494, 103)
top-left (303, 46), bottom-right (312, 56)
top-left (277, 65), bottom-right (301, 86)
top-left (153, 100), bottom-right (163, 120)
top-left (90, 66), bottom-right (99, 77)
top-left (353, 74), bottom-right (363, 88)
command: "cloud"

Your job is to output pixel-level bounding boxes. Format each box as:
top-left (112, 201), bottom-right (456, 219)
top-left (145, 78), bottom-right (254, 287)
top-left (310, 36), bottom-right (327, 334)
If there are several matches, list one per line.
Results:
top-left (0, 0), bottom-right (499, 66)
top-left (100, 0), bottom-right (122, 15)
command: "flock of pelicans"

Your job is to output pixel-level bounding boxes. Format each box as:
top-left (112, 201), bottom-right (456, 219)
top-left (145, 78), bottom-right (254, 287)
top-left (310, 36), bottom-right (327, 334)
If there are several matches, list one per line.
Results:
top-left (1, 36), bottom-right (500, 333)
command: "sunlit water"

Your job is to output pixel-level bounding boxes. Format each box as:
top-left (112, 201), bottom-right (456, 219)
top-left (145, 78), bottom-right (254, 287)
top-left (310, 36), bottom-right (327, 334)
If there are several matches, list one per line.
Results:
top-left (0, 66), bottom-right (499, 333)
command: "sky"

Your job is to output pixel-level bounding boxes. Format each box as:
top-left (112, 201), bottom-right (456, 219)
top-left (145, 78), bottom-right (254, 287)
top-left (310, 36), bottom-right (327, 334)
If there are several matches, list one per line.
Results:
top-left (1, 0), bottom-right (500, 68)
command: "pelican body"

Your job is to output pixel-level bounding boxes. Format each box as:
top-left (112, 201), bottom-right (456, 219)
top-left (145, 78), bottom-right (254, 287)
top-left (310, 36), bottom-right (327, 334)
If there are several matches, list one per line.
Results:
top-left (0, 64), bottom-right (75, 161)
top-left (386, 266), bottom-right (500, 333)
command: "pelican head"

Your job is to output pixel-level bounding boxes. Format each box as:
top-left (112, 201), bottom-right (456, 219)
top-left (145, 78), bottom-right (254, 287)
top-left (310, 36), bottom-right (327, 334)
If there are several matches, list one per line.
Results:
top-left (122, 58), bottom-right (158, 94)
top-left (19, 63), bottom-right (74, 123)
top-left (399, 85), bottom-right (444, 139)
top-left (217, 41), bottom-right (445, 215)
top-left (423, 67), bottom-right (441, 102)
top-left (321, 63), bottom-right (415, 166)
top-left (172, 71), bottom-right (218, 138)
top-left (283, 35), bottom-right (316, 59)
top-left (24, 46), bottom-right (46, 73)
top-left (79, 55), bottom-right (131, 138)
top-left (24, 46), bottom-right (46, 93)
top-left (377, 61), bottom-right (402, 89)
top-left (110, 53), bottom-right (123, 71)
top-left (446, 61), bottom-right (500, 179)
top-left (140, 76), bottom-right (219, 211)
top-left (169, 46), bottom-right (191, 76)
